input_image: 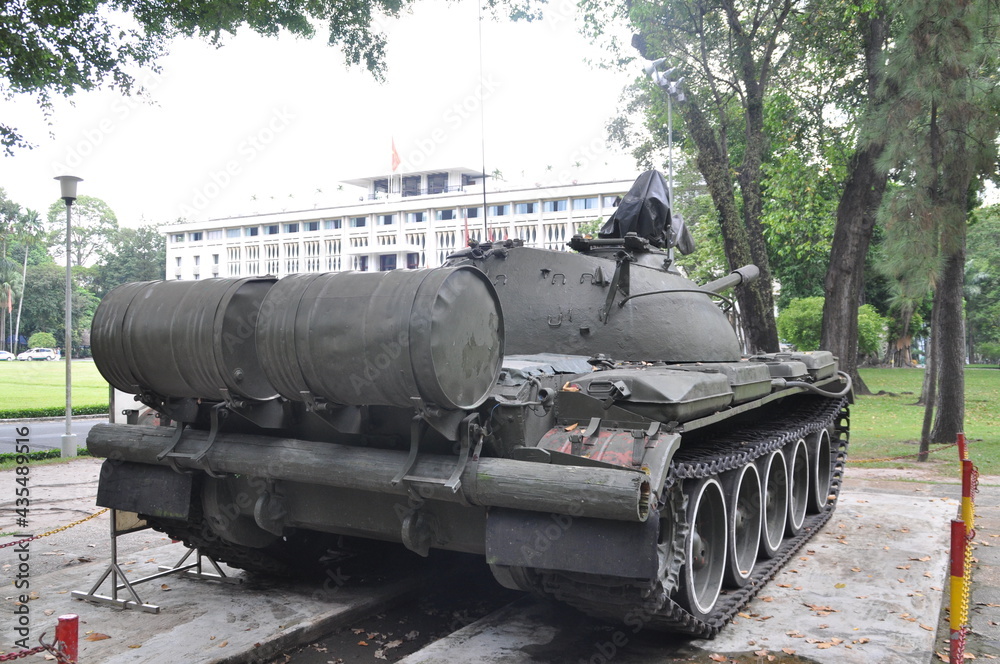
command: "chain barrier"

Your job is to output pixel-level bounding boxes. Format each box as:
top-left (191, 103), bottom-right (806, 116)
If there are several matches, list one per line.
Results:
top-left (0, 508), bottom-right (108, 549)
top-left (0, 633), bottom-right (74, 663)
top-left (848, 441), bottom-right (958, 464)
top-left (949, 433), bottom-right (979, 664)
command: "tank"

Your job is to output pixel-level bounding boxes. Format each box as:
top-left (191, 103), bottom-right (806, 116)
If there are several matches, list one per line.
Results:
top-left (86, 170), bottom-right (850, 637)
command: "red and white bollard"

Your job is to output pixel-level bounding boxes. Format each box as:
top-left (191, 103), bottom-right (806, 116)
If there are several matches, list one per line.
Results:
top-left (55, 614), bottom-right (78, 663)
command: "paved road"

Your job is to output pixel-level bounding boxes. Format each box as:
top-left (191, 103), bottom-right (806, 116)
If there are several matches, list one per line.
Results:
top-left (0, 417), bottom-right (108, 454)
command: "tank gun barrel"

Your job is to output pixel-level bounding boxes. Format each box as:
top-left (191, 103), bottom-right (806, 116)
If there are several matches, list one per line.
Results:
top-left (702, 265), bottom-right (759, 294)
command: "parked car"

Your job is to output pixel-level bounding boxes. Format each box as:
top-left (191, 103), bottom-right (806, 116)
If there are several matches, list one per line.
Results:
top-left (0, 350), bottom-right (14, 361)
top-left (17, 348), bottom-right (58, 361)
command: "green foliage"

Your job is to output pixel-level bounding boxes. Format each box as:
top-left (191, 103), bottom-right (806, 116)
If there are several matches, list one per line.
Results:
top-left (27, 332), bottom-right (57, 349)
top-left (0, 405), bottom-right (107, 419)
top-left (979, 343), bottom-right (1000, 364)
top-left (576, 217), bottom-right (603, 238)
top-left (778, 297), bottom-right (887, 358)
top-left (17, 263), bottom-right (99, 350)
top-left (46, 196), bottom-right (119, 267)
top-left (776, 297), bottom-right (825, 351)
top-left (856, 304), bottom-right (888, 357)
top-left (4, 0), bottom-right (512, 153)
top-left (91, 224), bottom-right (166, 299)
top-left (0, 447), bottom-right (92, 467)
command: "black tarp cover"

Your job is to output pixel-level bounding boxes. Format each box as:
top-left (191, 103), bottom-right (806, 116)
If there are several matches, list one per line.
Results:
top-left (598, 170), bottom-right (695, 254)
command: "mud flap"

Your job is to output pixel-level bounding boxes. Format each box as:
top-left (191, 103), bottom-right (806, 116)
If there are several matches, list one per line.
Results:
top-left (485, 508), bottom-right (660, 580)
top-left (96, 460), bottom-right (194, 520)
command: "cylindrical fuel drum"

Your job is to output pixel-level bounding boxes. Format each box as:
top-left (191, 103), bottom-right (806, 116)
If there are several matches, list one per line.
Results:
top-left (256, 266), bottom-right (503, 410)
top-left (91, 277), bottom-right (279, 402)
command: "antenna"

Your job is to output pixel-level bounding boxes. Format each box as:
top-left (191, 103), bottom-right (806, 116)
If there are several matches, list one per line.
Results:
top-left (644, 59), bottom-right (685, 262)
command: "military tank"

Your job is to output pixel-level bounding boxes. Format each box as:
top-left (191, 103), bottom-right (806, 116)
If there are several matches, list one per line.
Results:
top-left (87, 170), bottom-right (850, 637)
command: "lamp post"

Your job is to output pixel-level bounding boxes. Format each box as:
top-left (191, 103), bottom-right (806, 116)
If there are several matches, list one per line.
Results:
top-left (644, 59), bottom-right (685, 261)
top-left (55, 175), bottom-right (82, 458)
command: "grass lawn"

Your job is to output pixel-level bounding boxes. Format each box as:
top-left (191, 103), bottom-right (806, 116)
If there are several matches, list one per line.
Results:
top-left (851, 367), bottom-right (1000, 478)
top-left (0, 360), bottom-right (109, 410)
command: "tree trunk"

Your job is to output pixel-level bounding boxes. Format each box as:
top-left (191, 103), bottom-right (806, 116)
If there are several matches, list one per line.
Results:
top-left (13, 245), bottom-right (27, 354)
top-left (930, 231), bottom-right (967, 444)
top-left (918, 293), bottom-right (939, 459)
top-left (681, 99), bottom-right (777, 352)
top-left (820, 12), bottom-right (889, 396)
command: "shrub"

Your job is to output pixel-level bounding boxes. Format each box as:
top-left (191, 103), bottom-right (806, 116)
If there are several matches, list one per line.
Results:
top-left (777, 297), bottom-right (888, 359)
top-left (27, 331), bottom-right (57, 349)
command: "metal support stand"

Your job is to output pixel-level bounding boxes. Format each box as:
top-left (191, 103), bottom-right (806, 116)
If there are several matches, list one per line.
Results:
top-left (72, 509), bottom-right (239, 613)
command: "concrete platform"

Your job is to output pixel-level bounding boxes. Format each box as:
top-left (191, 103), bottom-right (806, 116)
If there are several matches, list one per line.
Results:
top-left (398, 489), bottom-right (958, 664)
top-left (3, 537), bottom-right (435, 663)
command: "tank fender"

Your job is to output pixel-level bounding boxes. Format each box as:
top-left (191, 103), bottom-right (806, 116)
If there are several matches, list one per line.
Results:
top-left (485, 507), bottom-right (661, 579)
top-left (95, 460), bottom-right (194, 520)
top-left (536, 422), bottom-right (682, 496)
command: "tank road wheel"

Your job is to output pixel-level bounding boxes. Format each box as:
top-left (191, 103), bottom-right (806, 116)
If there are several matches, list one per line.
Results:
top-left (720, 463), bottom-right (762, 588)
top-left (677, 477), bottom-right (727, 620)
top-left (785, 438), bottom-right (809, 536)
top-left (807, 428), bottom-right (833, 513)
top-left (757, 450), bottom-right (788, 559)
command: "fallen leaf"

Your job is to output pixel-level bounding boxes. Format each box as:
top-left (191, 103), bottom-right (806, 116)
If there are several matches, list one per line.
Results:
top-left (128, 645), bottom-right (142, 649)
top-left (218, 641), bottom-right (228, 648)
top-left (920, 624), bottom-right (934, 631)
top-left (782, 648), bottom-right (796, 655)
top-left (709, 655), bottom-right (727, 662)
top-left (358, 641), bottom-right (368, 647)
top-left (85, 633), bottom-right (111, 642)
top-left (835, 583), bottom-right (846, 589)
top-left (160, 584), bottom-right (171, 591)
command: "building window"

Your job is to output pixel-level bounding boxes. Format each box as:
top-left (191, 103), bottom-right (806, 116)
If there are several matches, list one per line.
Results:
top-left (488, 204), bottom-right (509, 216)
top-left (379, 254), bottom-right (397, 271)
top-left (172, 233), bottom-right (184, 243)
top-left (305, 221), bottom-right (320, 232)
top-left (228, 247), bottom-right (241, 276)
top-left (226, 228), bottom-right (240, 238)
top-left (603, 195), bottom-right (621, 208)
top-left (194, 256), bottom-right (201, 266)
top-left (374, 178), bottom-right (389, 195)
top-left (406, 211), bottom-right (425, 224)
top-left (245, 227), bottom-right (259, 237)
top-left (265, 225), bottom-right (279, 235)
top-left (436, 209), bottom-right (456, 221)
top-left (356, 256), bottom-right (369, 271)
top-left (572, 197), bottom-right (599, 210)
top-left (285, 223), bottom-right (299, 233)
top-left (407, 253), bottom-right (420, 269)
top-left (212, 254), bottom-right (219, 265)
top-left (379, 214), bottom-right (396, 226)
top-left (207, 230), bottom-right (223, 240)
top-left (350, 216), bottom-right (367, 228)
top-left (402, 175), bottom-right (421, 197)
top-left (193, 274), bottom-right (200, 280)
top-left (543, 200), bottom-right (567, 212)
top-left (175, 257), bottom-right (182, 267)
top-left (514, 202), bottom-right (536, 215)
top-left (464, 207), bottom-right (481, 219)
top-left (189, 232), bottom-right (203, 241)
top-left (427, 172), bottom-right (448, 194)
top-left (324, 219), bottom-right (342, 230)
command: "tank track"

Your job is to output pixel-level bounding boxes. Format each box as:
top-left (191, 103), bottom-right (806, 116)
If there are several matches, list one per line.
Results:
top-left (143, 512), bottom-right (299, 576)
top-left (537, 395), bottom-right (850, 638)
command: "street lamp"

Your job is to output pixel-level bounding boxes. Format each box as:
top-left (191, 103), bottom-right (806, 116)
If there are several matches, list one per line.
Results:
top-left (55, 175), bottom-right (82, 458)
top-left (644, 59), bottom-right (685, 261)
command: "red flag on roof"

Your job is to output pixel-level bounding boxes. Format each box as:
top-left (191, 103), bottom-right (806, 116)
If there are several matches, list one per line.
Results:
top-left (391, 139), bottom-right (401, 172)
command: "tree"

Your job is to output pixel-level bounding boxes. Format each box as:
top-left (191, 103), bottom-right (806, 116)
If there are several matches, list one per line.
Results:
top-left (618, 0), bottom-right (804, 353)
top-left (875, 0), bottom-right (1000, 452)
top-left (1, 0), bottom-right (460, 154)
top-left (92, 225), bottom-right (166, 299)
top-left (45, 196), bottom-right (119, 266)
top-left (13, 209), bottom-right (44, 355)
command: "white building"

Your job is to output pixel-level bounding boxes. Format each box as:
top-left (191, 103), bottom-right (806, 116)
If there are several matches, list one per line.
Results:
top-left (163, 167), bottom-right (633, 280)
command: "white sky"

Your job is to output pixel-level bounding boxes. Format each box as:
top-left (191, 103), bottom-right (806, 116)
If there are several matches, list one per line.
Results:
top-left (0, 0), bottom-right (640, 227)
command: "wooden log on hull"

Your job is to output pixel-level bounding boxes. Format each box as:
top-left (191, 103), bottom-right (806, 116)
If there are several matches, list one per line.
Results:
top-left (88, 423), bottom-right (650, 522)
